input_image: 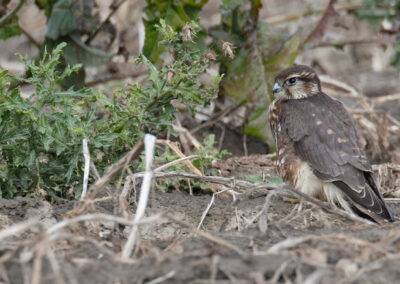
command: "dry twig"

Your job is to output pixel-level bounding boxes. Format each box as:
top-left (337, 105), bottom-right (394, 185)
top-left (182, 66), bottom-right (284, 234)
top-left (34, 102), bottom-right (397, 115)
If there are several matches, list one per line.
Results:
top-left (122, 134), bottom-right (156, 259)
top-left (156, 140), bottom-right (202, 176)
top-left (197, 187), bottom-right (238, 231)
top-left (85, 139), bottom-right (144, 200)
top-left (81, 138), bottom-right (91, 199)
top-left (47, 213), bottom-right (162, 235)
top-left (166, 214), bottom-right (245, 255)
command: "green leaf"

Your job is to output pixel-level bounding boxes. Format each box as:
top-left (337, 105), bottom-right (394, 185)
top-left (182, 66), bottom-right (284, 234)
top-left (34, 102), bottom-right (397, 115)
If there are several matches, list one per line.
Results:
top-left (36, 0), bottom-right (58, 17)
top-left (0, 18), bottom-right (221, 198)
top-left (222, 0), bottom-right (243, 10)
top-left (246, 175), bottom-right (264, 183)
top-left (0, 17), bottom-right (21, 40)
top-left (269, 176), bottom-right (283, 184)
top-left (46, 0), bottom-right (75, 40)
top-left (391, 41), bottom-right (400, 68)
top-left (62, 34), bottom-right (112, 66)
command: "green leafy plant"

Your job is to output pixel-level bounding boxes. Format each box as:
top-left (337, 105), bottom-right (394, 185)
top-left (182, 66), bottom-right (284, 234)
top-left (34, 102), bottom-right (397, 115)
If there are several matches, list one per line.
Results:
top-left (0, 20), bottom-right (222, 198)
top-left (110, 19), bottom-right (222, 137)
top-left (0, 43), bottom-right (92, 197)
top-left (3, 0), bottom-right (302, 150)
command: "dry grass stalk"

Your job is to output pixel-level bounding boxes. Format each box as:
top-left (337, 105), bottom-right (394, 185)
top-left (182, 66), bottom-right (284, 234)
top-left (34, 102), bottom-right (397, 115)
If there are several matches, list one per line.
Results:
top-left (190, 102), bottom-right (245, 135)
top-left (50, 232), bottom-right (115, 256)
top-left (246, 191), bottom-right (278, 232)
top-left (173, 121), bottom-right (202, 150)
top-left (268, 232), bottom-right (380, 255)
top-left (132, 170), bottom-right (254, 189)
top-left (45, 248), bottom-right (65, 284)
top-left (47, 213), bottom-right (162, 235)
top-left (31, 240), bottom-right (46, 284)
top-left (0, 218), bottom-right (40, 241)
top-left (303, 269), bottom-right (325, 284)
top-left (197, 187), bottom-right (238, 231)
top-left (81, 138), bottom-right (91, 199)
top-left (85, 139), bottom-right (144, 200)
top-left (371, 93), bottom-right (400, 103)
top-left (263, 2), bottom-right (361, 25)
top-left (282, 187), bottom-right (374, 225)
top-left (267, 235), bottom-right (317, 254)
top-left (154, 155), bottom-right (201, 172)
top-left (122, 134), bottom-right (156, 259)
top-left (156, 139), bottom-right (203, 176)
top-left (166, 213), bottom-right (245, 255)
top-left (146, 270), bottom-right (176, 284)
top-left (0, 263), bottom-right (10, 284)
top-left (267, 260), bottom-right (290, 284)
top-left (320, 74), bottom-right (360, 97)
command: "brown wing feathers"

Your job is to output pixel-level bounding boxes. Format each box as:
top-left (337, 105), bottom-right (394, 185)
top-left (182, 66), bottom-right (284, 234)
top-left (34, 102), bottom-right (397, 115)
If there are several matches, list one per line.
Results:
top-left (280, 93), bottom-right (394, 221)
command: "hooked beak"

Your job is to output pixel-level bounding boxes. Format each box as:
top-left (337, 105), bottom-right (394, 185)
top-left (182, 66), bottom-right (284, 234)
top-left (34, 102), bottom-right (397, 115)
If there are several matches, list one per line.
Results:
top-left (272, 82), bottom-right (283, 95)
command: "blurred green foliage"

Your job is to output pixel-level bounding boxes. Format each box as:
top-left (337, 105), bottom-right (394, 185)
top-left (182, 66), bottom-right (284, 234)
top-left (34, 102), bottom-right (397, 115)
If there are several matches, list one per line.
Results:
top-left (39, 0), bottom-right (112, 88)
top-left (356, 0), bottom-right (400, 68)
top-left (356, 0), bottom-right (399, 23)
top-left (0, 0), bottom-right (25, 39)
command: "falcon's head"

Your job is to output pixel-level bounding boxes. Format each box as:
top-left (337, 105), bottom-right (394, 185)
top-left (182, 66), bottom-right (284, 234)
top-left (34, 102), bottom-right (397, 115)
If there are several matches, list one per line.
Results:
top-left (272, 65), bottom-right (321, 100)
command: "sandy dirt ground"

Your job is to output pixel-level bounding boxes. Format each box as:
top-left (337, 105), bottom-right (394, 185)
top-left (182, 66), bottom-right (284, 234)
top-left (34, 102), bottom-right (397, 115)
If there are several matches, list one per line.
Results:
top-left (1, 155), bottom-right (400, 284)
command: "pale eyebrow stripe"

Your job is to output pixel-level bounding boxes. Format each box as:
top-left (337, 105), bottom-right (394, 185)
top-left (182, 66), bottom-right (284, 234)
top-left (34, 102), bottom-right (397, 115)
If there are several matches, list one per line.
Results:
top-left (284, 73), bottom-right (314, 81)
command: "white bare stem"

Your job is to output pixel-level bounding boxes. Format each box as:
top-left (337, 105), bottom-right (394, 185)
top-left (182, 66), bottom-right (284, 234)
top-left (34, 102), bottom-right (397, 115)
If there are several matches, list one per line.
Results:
top-left (81, 138), bottom-right (91, 199)
top-left (122, 134), bottom-right (156, 259)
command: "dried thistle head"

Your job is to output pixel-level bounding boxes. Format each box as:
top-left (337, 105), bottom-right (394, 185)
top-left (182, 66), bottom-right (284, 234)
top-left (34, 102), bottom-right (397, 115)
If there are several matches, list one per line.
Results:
top-left (203, 49), bottom-right (217, 62)
top-left (222, 42), bottom-right (235, 59)
top-left (380, 18), bottom-right (399, 33)
top-left (166, 68), bottom-right (176, 84)
top-left (182, 24), bottom-right (195, 42)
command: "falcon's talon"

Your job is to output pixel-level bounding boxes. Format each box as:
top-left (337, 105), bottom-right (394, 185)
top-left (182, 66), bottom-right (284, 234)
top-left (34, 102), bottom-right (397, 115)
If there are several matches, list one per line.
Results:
top-left (268, 65), bottom-right (395, 223)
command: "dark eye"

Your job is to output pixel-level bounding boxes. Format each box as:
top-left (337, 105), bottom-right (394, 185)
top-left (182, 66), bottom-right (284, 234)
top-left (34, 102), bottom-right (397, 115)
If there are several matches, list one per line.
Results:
top-left (287, 77), bottom-right (297, 84)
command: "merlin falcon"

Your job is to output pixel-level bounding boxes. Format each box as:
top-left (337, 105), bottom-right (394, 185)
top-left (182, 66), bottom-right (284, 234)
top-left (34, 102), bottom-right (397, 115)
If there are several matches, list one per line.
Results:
top-left (268, 65), bottom-right (394, 222)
